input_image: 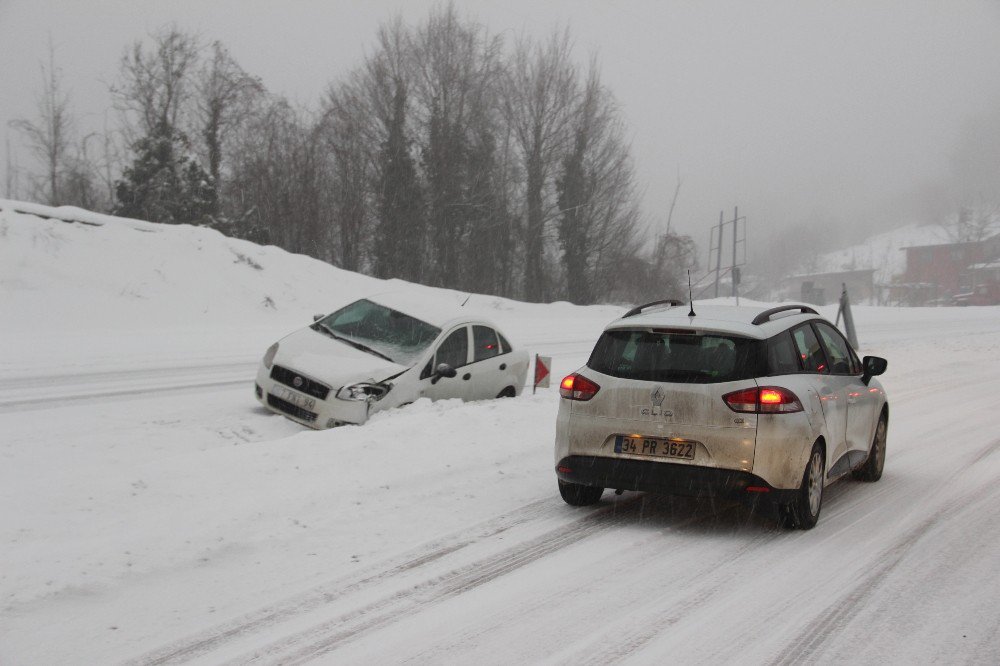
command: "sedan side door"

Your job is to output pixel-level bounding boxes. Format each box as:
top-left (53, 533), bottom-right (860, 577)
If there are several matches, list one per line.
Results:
top-left (464, 324), bottom-right (510, 399)
top-left (419, 325), bottom-right (472, 401)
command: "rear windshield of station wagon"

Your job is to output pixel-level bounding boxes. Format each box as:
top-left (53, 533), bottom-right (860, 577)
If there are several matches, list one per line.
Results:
top-left (587, 329), bottom-right (764, 383)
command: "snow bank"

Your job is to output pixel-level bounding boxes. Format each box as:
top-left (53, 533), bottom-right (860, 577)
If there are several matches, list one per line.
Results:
top-left (0, 200), bottom-right (621, 377)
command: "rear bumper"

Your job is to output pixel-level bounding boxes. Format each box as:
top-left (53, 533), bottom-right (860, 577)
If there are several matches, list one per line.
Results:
top-left (555, 455), bottom-right (798, 503)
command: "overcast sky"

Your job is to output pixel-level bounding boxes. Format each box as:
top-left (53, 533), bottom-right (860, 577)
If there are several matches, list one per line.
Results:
top-left (3, 0), bottom-right (1000, 254)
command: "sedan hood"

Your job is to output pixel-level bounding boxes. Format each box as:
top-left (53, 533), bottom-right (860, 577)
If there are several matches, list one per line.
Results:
top-left (273, 327), bottom-right (409, 388)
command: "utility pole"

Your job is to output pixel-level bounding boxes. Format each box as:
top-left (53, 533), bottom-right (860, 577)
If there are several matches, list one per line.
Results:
top-left (713, 210), bottom-right (724, 298)
top-left (731, 206), bottom-right (739, 298)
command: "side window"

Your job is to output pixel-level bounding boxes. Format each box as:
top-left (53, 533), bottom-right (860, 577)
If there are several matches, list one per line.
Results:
top-left (848, 346), bottom-right (862, 375)
top-left (767, 332), bottom-right (802, 375)
top-left (435, 327), bottom-right (469, 369)
top-left (814, 322), bottom-right (854, 375)
top-left (498, 332), bottom-right (513, 355)
top-left (791, 324), bottom-right (829, 374)
top-left (473, 325), bottom-right (501, 362)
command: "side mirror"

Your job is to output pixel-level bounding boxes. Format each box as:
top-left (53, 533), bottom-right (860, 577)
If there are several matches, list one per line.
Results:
top-left (431, 363), bottom-right (457, 385)
top-left (861, 355), bottom-right (887, 385)
top-left (313, 314), bottom-right (326, 322)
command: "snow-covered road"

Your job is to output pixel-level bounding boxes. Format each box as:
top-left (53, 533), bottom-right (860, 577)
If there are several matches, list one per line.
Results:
top-left (3, 306), bottom-right (1000, 665)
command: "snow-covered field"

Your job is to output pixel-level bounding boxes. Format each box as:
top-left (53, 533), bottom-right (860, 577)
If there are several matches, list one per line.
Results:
top-left (2, 201), bottom-right (999, 664)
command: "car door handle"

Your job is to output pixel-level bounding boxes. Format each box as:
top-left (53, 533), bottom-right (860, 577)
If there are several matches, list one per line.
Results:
top-left (463, 373), bottom-right (471, 380)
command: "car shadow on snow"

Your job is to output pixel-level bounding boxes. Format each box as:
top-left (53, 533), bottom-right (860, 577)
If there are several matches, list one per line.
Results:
top-left (583, 485), bottom-right (854, 536)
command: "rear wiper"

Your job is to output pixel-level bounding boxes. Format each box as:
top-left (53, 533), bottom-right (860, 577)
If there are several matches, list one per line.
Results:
top-left (313, 324), bottom-right (394, 362)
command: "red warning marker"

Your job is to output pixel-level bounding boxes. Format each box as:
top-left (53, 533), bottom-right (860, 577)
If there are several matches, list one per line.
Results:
top-left (534, 354), bottom-right (552, 392)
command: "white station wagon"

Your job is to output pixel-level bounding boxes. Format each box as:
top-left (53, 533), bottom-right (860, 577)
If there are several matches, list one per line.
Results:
top-left (554, 301), bottom-right (888, 529)
top-left (255, 294), bottom-right (530, 428)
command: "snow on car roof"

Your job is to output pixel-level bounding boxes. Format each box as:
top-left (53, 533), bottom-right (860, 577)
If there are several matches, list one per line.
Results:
top-left (606, 303), bottom-right (820, 339)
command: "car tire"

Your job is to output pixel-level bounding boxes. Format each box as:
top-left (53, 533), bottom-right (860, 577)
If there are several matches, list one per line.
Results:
top-left (558, 479), bottom-right (604, 506)
top-left (779, 441), bottom-right (825, 530)
top-left (853, 414), bottom-right (887, 482)
top-left (496, 386), bottom-right (516, 398)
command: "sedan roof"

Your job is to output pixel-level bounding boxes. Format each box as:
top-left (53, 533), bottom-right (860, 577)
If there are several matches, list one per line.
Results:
top-left (363, 290), bottom-right (498, 330)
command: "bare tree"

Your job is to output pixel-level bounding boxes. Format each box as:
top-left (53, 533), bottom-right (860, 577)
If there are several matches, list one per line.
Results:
top-left (112, 27), bottom-right (200, 140)
top-left (324, 76), bottom-right (376, 271)
top-left (194, 41), bottom-right (264, 200)
top-left (410, 3), bottom-right (504, 287)
top-left (4, 135), bottom-right (20, 199)
top-left (227, 97), bottom-right (330, 253)
top-left (947, 199), bottom-right (1000, 243)
top-left (362, 17), bottom-right (427, 281)
top-left (10, 39), bottom-right (72, 205)
top-left (503, 29), bottom-right (578, 301)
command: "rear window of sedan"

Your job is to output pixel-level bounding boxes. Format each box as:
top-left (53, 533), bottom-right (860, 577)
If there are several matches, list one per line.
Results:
top-left (587, 329), bottom-right (765, 383)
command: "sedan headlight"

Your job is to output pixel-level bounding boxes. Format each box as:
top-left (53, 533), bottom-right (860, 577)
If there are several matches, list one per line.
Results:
top-left (336, 382), bottom-right (390, 402)
top-left (263, 343), bottom-right (279, 369)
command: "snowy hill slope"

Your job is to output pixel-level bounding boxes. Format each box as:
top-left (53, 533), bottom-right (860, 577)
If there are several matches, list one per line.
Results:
top-left (0, 199), bottom-right (620, 376)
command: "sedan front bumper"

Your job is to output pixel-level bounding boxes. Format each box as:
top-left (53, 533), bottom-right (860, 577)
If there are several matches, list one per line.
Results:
top-left (255, 364), bottom-right (368, 428)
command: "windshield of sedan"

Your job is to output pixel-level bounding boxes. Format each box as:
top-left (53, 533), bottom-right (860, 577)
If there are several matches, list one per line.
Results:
top-left (587, 329), bottom-right (765, 383)
top-left (315, 299), bottom-right (441, 365)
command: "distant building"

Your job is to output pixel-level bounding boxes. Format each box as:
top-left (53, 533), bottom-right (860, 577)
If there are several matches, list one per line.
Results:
top-left (892, 234), bottom-right (1000, 305)
top-left (781, 269), bottom-right (876, 306)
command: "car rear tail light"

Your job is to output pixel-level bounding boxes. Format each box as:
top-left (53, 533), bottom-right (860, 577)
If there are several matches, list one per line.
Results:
top-left (723, 386), bottom-right (803, 414)
top-left (560, 373), bottom-right (601, 401)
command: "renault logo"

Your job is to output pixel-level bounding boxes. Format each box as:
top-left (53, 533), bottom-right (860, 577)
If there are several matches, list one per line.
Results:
top-left (651, 386), bottom-right (665, 407)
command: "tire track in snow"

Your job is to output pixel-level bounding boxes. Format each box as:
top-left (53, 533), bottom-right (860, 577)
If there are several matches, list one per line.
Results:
top-left (223, 497), bottom-right (652, 665)
top-left (0, 362), bottom-right (257, 411)
top-left (394, 497), bottom-right (757, 665)
top-left (571, 525), bottom-right (771, 666)
top-left (771, 439), bottom-right (1000, 666)
top-left (124, 497), bottom-right (564, 665)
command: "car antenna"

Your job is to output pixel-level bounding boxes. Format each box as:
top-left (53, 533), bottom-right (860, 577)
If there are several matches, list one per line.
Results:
top-left (460, 293), bottom-right (472, 307)
top-left (687, 270), bottom-right (696, 317)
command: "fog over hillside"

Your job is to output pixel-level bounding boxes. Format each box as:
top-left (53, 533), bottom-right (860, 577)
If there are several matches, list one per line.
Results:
top-left (3, 0), bottom-right (1000, 279)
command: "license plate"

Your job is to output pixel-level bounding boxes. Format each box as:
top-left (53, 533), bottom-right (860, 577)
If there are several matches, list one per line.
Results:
top-left (276, 387), bottom-right (316, 411)
top-left (614, 435), bottom-right (696, 460)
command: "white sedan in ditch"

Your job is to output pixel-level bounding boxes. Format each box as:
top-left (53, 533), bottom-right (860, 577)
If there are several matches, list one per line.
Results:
top-left (254, 294), bottom-right (530, 428)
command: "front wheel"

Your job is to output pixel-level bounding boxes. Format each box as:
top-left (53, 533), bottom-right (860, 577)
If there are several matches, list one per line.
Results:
top-left (853, 415), bottom-right (887, 482)
top-left (779, 442), bottom-right (825, 530)
top-left (558, 479), bottom-right (604, 506)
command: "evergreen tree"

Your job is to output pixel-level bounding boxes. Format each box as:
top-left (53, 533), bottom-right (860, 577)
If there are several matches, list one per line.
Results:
top-left (114, 121), bottom-right (216, 225)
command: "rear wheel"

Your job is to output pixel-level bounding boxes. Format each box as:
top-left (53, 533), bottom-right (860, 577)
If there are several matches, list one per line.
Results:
top-left (853, 415), bottom-right (887, 482)
top-left (496, 386), bottom-right (516, 398)
top-left (779, 441), bottom-right (825, 530)
top-left (558, 479), bottom-right (604, 506)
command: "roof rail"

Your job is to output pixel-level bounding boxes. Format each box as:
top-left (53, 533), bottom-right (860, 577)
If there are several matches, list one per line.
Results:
top-left (622, 299), bottom-right (685, 318)
top-left (751, 304), bottom-right (818, 325)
